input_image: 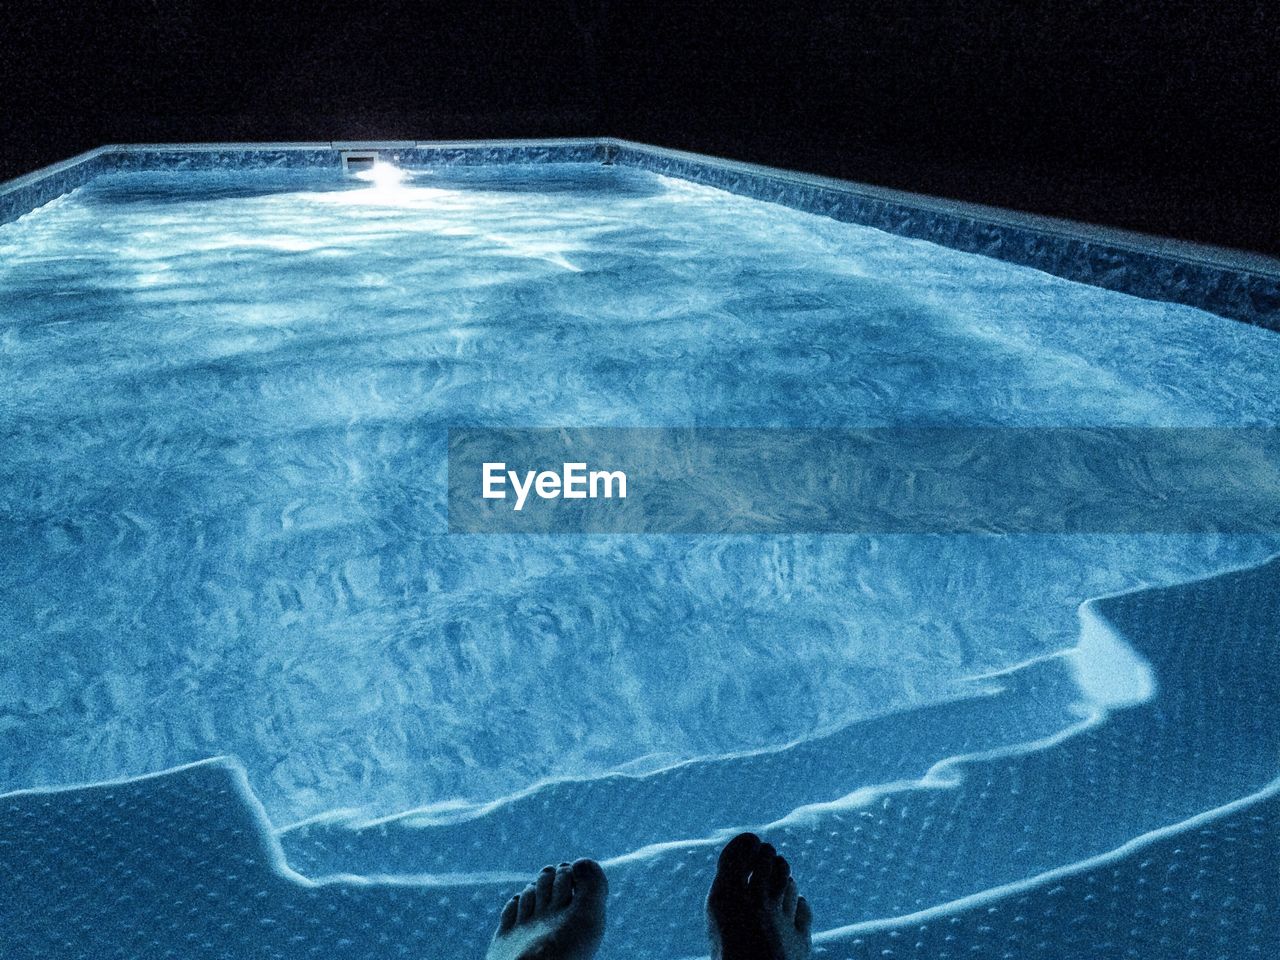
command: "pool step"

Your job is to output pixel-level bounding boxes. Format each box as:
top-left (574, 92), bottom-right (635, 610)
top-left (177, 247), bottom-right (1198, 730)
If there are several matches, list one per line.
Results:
top-left (278, 653), bottom-right (1085, 877)
top-left (279, 551), bottom-right (1280, 953)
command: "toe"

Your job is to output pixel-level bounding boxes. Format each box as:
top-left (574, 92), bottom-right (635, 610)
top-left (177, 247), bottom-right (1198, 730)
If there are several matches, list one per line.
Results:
top-left (534, 865), bottom-right (556, 915)
top-left (746, 843), bottom-right (777, 901)
top-left (768, 854), bottom-right (791, 900)
top-left (498, 894), bottom-right (519, 933)
top-left (709, 832), bottom-right (762, 906)
top-left (717, 832), bottom-right (762, 877)
top-left (568, 858), bottom-right (608, 922)
top-left (783, 877), bottom-right (798, 917)
top-left (518, 883), bottom-right (537, 923)
top-left (795, 895), bottom-right (813, 933)
top-left (551, 863), bottom-right (574, 910)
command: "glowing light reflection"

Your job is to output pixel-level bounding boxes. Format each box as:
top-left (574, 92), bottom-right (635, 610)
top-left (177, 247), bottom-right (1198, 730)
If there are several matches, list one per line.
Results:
top-left (355, 161), bottom-right (409, 192)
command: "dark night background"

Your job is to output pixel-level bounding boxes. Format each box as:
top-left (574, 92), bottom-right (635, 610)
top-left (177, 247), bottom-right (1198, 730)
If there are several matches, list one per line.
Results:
top-left (4, 0), bottom-right (1278, 255)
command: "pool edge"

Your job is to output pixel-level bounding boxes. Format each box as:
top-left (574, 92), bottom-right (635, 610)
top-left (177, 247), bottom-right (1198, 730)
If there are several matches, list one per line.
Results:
top-left (607, 138), bottom-right (1280, 331)
top-left (2, 137), bottom-right (1277, 331)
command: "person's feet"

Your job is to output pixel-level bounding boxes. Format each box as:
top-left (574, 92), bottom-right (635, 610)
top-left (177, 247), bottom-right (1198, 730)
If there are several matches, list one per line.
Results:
top-left (706, 833), bottom-right (812, 960)
top-left (486, 858), bottom-right (608, 960)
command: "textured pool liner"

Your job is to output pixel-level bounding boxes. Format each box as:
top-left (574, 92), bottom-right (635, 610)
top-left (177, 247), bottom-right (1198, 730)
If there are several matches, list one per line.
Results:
top-left (2, 138), bottom-right (1277, 330)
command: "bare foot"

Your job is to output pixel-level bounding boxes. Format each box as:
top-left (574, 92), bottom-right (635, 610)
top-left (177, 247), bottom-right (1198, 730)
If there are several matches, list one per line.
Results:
top-left (706, 833), bottom-right (812, 960)
top-left (486, 859), bottom-right (608, 960)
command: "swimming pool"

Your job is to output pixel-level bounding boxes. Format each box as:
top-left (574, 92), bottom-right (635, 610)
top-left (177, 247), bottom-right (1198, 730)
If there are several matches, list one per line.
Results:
top-left (2, 141), bottom-right (1278, 959)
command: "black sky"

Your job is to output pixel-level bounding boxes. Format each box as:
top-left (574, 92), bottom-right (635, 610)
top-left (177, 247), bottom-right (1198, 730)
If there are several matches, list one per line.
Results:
top-left (4, 0), bottom-right (1278, 254)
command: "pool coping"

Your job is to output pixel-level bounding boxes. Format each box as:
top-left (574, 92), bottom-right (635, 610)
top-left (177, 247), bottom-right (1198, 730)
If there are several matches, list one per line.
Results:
top-left (3, 137), bottom-right (1277, 331)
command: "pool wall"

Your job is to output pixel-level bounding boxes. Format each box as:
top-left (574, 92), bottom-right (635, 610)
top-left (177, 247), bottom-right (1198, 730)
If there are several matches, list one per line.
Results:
top-left (3, 137), bottom-right (1278, 330)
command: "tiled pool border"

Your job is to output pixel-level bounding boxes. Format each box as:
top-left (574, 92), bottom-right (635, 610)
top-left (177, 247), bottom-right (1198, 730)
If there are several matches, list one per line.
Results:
top-left (3, 137), bottom-right (1277, 331)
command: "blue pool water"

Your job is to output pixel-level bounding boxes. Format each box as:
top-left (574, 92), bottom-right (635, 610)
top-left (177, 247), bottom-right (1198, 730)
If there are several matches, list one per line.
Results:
top-left (1, 163), bottom-right (1278, 958)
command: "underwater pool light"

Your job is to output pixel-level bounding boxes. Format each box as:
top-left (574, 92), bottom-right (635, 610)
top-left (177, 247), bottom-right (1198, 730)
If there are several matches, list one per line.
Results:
top-left (355, 160), bottom-right (408, 191)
